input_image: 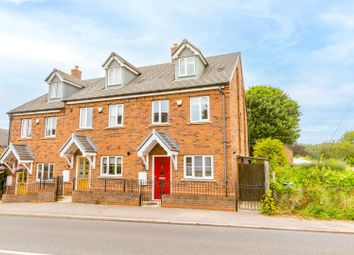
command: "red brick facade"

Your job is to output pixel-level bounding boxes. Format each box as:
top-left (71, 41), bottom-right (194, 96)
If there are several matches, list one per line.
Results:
top-left (4, 48), bottom-right (248, 204)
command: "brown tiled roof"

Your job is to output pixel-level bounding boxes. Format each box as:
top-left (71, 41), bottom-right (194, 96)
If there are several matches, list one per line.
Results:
top-left (66, 53), bottom-right (238, 102)
top-left (137, 130), bottom-right (179, 153)
top-left (12, 144), bottom-right (34, 161)
top-left (8, 94), bottom-right (64, 114)
top-left (59, 134), bottom-right (97, 155)
top-left (102, 52), bottom-right (141, 74)
top-left (8, 53), bottom-right (239, 114)
top-left (54, 69), bottom-right (89, 88)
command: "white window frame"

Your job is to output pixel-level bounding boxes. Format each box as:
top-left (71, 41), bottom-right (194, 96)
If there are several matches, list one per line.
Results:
top-left (100, 156), bottom-right (123, 177)
top-left (152, 100), bottom-right (169, 124)
top-left (190, 96), bottom-right (210, 123)
top-left (108, 104), bottom-right (124, 127)
top-left (107, 67), bottom-right (122, 86)
top-left (44, 117), bottom-right (57, 137)
top-left (178, 57), bottom-right (196, 77)
top-left (20, 119), bottom-right (32, 139)
top-left (184, 155), bottom-right (214, 180)
top-left (79, 107), bottom-right (93, 129)
top-left (36, 163), bottom-right (54, 181)
top-left (49, 82), bottom-right (61, 99)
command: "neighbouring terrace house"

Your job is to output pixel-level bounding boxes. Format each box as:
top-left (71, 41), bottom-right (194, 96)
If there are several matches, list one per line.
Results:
top-left (0, 128), bottom-right (8, 152)
top-left (0, 39), bottom-right (249, 209)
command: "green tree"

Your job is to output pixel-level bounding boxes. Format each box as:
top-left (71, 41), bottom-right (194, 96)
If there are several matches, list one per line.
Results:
top-left (246, 86), bottom-right (301, 149)
top-left (341, 131), bottom-right (354, 144)
top-left (253, 138), bottom-right (288, 167)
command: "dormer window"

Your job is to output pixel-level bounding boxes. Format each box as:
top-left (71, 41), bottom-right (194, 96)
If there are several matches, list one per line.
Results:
top-left (179, 57), bottom-right (195, 77)
top-left (107, 67), bottom-right (122, 86)
top-left (49, 82), bottom-right (61, 99)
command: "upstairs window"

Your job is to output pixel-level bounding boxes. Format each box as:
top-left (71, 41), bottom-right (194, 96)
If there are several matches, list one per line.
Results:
top-left (49, 82), bottom-right (61, 99)
top-left (36, 163), bottom-right (54, 181)
top-left (190, 96), bottom-right (210, 122)
top-left (152, 100), bottom-right (169, 124)
top-left (179, 57), bottom-right (195, 77)
top-left (107, 68), bottom-right (122, 86)
top-left (21, 119), bottom-right (32, 139)
top-left (45, 117), bottom-right (57, 137)
top-left (109, 104), bottom-right (124, 127)
top-left (79, 107), bottom-right (93, 129)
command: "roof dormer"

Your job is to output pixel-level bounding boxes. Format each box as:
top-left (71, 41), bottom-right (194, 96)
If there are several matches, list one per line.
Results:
top-left (171, 39), bottom-right (208, 80)
top-left (102, 52), bottom-right (140, 89)
top-left (45, 66), bottom-right (86, 102)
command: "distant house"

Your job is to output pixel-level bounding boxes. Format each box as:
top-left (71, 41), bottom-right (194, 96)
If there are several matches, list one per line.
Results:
top-left (0, 129), bottom-right (9, 152)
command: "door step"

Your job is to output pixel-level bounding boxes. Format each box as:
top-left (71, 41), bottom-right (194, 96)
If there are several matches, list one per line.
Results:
top-left (142, 200), bottom-right (161, 207)
top-left (56, 196), bottom-right (72, 203)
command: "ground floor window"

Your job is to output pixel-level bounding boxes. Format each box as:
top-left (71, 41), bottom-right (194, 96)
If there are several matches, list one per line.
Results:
top-left (101, 156), bottom-right (123, 177)
top-left (36, 163), bottom-right (54, 181)
top-left (184, 155), bottom-right (213, 179)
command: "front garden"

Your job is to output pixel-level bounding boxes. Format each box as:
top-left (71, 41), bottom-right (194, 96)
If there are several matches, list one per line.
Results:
top-left (254, 138), bottom-right (354, 220)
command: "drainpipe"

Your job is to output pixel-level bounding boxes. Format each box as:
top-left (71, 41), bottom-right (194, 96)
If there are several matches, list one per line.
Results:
top-left (7, 114), bottom-right (11, 146)
top-left (219, 87), bottom-right (228, 197)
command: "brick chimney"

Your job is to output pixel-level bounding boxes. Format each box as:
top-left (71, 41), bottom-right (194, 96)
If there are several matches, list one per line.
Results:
top-left (170, 42), bottom-right (179, 60)
top-left (71, 65), bottom-right (82, 79)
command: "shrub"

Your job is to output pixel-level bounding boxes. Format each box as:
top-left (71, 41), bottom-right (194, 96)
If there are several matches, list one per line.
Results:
top-left (253, 138), bottom-right (288, 167)
top-left (260, 189), bottom-right (276, 215)
top-left (272, 164), bottom-right (354, 220)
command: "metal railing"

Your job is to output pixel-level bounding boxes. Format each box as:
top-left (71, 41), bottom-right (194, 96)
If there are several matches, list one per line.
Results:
top-left (4, 179), bottom-right (56, 195)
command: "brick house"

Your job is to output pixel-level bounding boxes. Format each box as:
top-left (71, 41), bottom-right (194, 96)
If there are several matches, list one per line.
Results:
top-left (0, 39), bottom-right (248, 206)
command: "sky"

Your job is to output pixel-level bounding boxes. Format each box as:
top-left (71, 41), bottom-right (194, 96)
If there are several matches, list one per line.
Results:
top-left (0, 0), bottom-right (353, 144)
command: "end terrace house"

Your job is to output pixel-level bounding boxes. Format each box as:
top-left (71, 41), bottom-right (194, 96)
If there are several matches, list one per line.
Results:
top-left (0, 39), bottom-right (249, 206)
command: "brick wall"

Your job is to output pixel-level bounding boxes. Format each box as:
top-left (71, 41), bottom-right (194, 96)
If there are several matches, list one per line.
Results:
top-left (2, 190), bottom-right (56, 203)
top-left (9, 89), bottom-right (240, 186)
top-left (72, 190), bottom-right (139, 206)
top-left (8, 59), bottom-right (249, 204)
top-left (162, 194), bottom-right (236, 211)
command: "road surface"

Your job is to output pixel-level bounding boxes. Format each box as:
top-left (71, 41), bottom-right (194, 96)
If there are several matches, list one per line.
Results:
top-left (0, 216), bottom-right (352, 255)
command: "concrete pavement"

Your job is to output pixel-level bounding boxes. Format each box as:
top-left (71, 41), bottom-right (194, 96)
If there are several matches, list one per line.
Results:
top-left (0, 202), bottom-right (353, 234)
top-left (0, 216), bottom-right (353, 255)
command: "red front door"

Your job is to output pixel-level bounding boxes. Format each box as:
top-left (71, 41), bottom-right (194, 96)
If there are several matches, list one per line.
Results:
top-left (154, 157), bottom-right (171, 199)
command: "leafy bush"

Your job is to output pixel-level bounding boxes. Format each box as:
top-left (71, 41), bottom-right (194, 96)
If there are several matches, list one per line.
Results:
top-left (253, 138), bottom-right (288, 167)
top-left (260, 189), bottom-right (276, 215)
top-left (271, 164), bottom-right (354, 220)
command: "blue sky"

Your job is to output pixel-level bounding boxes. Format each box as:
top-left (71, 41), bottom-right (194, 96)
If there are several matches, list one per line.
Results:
top-left (0, 0), bottom-right (353, 144)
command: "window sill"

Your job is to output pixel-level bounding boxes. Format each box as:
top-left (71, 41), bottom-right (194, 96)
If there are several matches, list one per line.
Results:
top-left (41, 136), bottom-right (57, 140)
top-left (76, 128), bottom-right (94, 131)
top-left (98, 176), bottom-right (124, 180)
top-left (149, 123), bottom-right (170, 127)
top-left (18, 137), bottom-right (32, 141)
top-left (188, 121), bottom-right (211, 125)
top-left (181, 178), bottom-right (215, 182)
top-left (105, 126), bottom-right (124, 130)
top-left (178, 73), bottom-right (196, 78)
top-left (35, 180), bottom-right (54, 183)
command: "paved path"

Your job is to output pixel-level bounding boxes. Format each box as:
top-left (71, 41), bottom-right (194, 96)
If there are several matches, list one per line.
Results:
top-left (0, 202), bottom-right (353, 234)
top-left (0, 216), bottom-right (353, 255)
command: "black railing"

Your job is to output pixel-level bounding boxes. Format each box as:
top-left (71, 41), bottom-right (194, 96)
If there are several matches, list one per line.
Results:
top-left (5, 179), bottom-right (56, 195)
